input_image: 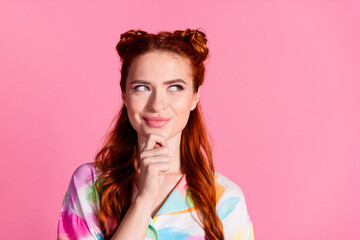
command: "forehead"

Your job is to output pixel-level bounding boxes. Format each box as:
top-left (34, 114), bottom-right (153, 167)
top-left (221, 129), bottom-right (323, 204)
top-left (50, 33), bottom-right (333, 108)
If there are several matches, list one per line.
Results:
top-left (127, 51), bottom-right (193, 84)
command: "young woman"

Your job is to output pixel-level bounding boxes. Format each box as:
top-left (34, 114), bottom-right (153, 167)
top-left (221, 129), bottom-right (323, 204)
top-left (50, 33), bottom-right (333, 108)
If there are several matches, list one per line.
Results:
top-left (57, 29), bottom-right (254, 240)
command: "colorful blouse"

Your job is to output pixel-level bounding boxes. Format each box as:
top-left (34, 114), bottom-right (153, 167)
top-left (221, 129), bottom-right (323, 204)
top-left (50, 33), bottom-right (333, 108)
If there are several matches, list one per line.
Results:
top-left (57, 162), bottom-right (254, 240)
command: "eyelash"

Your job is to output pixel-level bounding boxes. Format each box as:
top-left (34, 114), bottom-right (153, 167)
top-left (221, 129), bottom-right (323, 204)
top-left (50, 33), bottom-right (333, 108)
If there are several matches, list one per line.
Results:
top-left (133, 85), bottom-right (184, 92)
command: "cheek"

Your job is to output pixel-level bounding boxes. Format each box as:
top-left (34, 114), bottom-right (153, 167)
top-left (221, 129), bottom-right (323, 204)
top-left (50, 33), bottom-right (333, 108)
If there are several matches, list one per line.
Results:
top-left (172, 97), bottom-right (193, 114)
top-left (172, 100), bottom-right (192, 131)
top-left (126, 96), bottom-right (146, 114)
top-left (125, 99), bottom-right (144, 132)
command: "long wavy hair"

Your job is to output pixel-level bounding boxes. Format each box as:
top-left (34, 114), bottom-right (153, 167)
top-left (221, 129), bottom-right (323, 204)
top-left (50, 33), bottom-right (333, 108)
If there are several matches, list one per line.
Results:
top-left (94, 29), bottom-right (224, 240)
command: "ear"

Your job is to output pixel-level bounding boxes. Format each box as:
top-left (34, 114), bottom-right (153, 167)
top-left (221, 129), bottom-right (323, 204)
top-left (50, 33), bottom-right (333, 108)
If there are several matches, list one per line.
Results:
top-left (190, 86), bottom-right (200, 111)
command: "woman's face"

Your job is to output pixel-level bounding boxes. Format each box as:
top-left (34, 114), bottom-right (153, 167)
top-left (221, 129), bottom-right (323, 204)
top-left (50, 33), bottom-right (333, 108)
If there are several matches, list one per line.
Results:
top-left (122, 51), bottom-right (200, 141)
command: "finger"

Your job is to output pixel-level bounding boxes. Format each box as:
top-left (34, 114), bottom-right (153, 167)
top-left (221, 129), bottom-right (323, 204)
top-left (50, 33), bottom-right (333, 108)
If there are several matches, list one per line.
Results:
top-left (140, 146), bottom-right (169, 159)
top-left (146, 161), bottom-right (170, 175)
top-left (144, 133), bottom-right (167, 151)
top-left (142, 155), bottom-right (170, 165)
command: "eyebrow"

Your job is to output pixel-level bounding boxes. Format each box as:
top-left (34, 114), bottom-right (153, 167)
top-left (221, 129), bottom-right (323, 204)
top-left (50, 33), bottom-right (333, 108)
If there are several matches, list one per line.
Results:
top-left (130, 79), bottom-right (187, 85)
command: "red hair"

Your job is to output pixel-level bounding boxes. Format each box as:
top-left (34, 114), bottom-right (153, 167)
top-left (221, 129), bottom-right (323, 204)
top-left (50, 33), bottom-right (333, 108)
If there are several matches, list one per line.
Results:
top-left (95, 29), bottom-right (224, 240)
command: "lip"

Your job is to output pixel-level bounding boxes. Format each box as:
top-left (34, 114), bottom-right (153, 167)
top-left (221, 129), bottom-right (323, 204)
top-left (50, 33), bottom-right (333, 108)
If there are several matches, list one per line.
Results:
top-left (143, 116), bottom-right (171, 128)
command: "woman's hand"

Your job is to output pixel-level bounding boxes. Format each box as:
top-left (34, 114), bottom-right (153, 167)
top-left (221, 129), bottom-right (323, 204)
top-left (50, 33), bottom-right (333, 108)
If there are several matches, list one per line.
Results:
top-left (136, 133), bottom-right (170, 203)
top-left (110, 133), bottom-right (169, 240)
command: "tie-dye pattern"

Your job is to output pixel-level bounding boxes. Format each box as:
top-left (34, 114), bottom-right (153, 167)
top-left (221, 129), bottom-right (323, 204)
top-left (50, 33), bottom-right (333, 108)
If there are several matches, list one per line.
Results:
top-left (57, 163), bottom-right (254, 240)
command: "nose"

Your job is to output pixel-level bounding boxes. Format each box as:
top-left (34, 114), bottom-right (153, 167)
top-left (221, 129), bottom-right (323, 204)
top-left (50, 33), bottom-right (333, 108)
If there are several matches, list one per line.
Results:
top-left (146, 90), bottom-right (167, 112)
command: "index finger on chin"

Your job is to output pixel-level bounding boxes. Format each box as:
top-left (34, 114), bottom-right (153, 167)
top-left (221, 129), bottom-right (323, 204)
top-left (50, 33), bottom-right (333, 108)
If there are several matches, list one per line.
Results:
top-left (144, 133), bottom-right (167, 150)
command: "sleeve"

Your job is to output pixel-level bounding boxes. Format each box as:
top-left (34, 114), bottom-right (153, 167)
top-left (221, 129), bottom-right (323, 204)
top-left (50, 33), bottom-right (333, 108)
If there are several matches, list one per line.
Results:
top-left (228, 193), bottom-right (254, 240)
top-left (215, 175), bottom-right (254, 240)
top-left (57, 163), bottom-right (104, 240)
top-left (224, 189), bottom-right (254, 240)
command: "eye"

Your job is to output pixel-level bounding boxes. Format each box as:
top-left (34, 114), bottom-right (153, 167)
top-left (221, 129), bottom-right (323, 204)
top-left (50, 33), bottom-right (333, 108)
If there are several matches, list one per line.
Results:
top-left (169, 85), bottom-right (184, 91)
top-left (133, 85), bottom-right (150, 92)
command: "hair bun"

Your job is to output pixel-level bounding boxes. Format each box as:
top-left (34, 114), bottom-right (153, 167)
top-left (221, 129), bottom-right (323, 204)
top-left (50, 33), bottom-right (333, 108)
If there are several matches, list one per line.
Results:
top-left (120, 30), bottom-right (147, 42)
top-left (116, 30), bottom-right (148, 59)
top-left (174, 29), bottom-right (209, 62)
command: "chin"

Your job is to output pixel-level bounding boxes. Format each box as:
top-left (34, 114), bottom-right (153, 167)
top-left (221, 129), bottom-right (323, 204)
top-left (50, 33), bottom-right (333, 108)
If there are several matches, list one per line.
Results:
top-left (138, 127), bottom-right (167, 137)
top-left (139, 128), bottom-right (182, 142)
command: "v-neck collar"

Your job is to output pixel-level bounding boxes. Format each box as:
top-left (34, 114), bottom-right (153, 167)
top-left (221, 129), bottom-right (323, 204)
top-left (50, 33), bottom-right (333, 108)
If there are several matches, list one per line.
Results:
top-left (131, 174), bottom-right (188, 229)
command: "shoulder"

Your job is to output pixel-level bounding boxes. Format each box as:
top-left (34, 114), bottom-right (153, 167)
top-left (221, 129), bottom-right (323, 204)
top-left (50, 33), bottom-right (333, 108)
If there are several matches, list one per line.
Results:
top-left (72, 162), bottom-right (100, 179)
top-left (213, 171), bottom-right (249, 220)
top-left (64, 162), bottom-right (102, 207)
top-left (62, 162), bottom-right (102, 219)
top-left (69, 162), bottom-right (101, 188)
top-left (214, 171), bottom-right (246, 201)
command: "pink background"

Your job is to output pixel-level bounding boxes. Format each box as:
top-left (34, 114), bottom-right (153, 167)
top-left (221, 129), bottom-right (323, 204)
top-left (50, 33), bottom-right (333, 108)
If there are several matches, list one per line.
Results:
top-left (1, 0), bottom-right (359, 239)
